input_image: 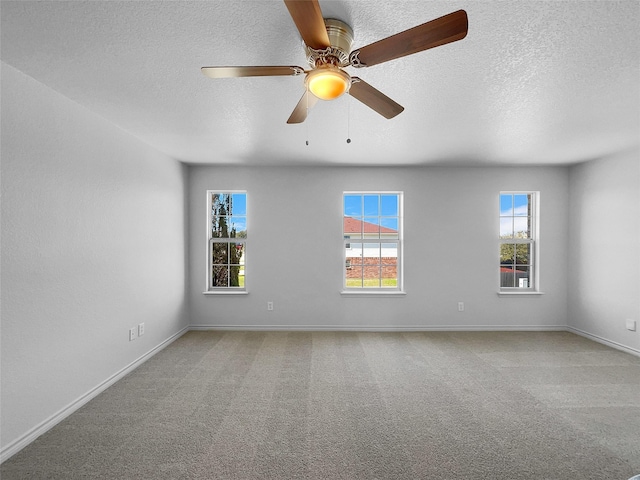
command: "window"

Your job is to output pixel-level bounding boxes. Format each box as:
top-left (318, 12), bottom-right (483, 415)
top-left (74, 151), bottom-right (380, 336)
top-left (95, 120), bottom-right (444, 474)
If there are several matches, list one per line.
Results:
top-left (206, 191), bottom-right (246, 292)
top-left (343, 192), bottom-right (402, 291)
top-left (499, 192), bottom-right (538, 291)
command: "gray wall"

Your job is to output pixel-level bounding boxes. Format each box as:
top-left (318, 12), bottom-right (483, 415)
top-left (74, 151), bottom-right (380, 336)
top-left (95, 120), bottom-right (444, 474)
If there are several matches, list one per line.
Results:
top-left (568, 150), bottom-right (640, 351)
top-left (188, 165), bottom-right (569, 329)
top-left (0, 64), bottom-right (189, 454)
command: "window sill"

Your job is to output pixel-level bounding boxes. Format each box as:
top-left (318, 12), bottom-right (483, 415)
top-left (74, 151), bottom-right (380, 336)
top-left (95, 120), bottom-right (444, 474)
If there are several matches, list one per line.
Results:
top-left (203, 290), bottom-right (248, 295)
top-left (341, 290), bottom-right (406, 297)
top-left (497, 291), bottom-right (544, 296)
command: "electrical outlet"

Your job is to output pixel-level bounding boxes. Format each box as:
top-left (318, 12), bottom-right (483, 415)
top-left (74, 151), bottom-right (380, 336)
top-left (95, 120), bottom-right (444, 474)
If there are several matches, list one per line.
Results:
top-left (138, 323), bottom-right (145, 336)
top-left (267, 301), bottom-right (274, 311)
top-left (129, 327), bottom-right (137, 341)
top-left (458, 302), bottom-right (465, 312)
top-left (626, 319), bottom-right (637, 332)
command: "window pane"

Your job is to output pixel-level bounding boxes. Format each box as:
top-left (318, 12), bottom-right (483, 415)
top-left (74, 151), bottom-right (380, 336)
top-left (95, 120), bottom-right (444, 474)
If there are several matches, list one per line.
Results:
top-left (501, 243), bottom-right (533, 269)
top-left (230, 216), bottom-right (247, 237)
top-left (344, 195), bottom-right (362, 216)
top-left (500, 243), bottom-right (515, 265)
top-left (212, 265), bottom-right (228, 287)
top-left (363, 217), bottom-right (380, 238)
top-left (229, 243), bottom-right (244, 265)
top-left (381, 269), bottom-right (397, 288)
top-left (213, 194), bottom-right (232, 223)
top-left (346, 243), bottom-right (363, 287)
top-left (344, 216), bottom-right (363, 236)
top-left (212, 216), bottom-right (234, 238)
top-left (500, 217), bottom-right (513, 238)
top-left (347, 242), bottom-right (363, 265)
top-left (211, 215), bottom-right (224, 238)
top-left (212, 243), bottom-right (228, 264)
top-left (500, 266), bottom-right (515, 288)
top-left (218, 193), bottom-right (231, 206)
top-left (364, 195), bottom-right (379, 216)
top-left (514, 194), bottom-right (530, 216)
top-left (514, 265), bottom-right (531, 288)
top-left (211, 193), bottom-right (223, 217)
top-left (363, 265), bottom-right (381, 287)
top-left (238, 247), bottom-right (245, 287)
top-left (363, 243), bottom-right (380, 259)
top-left (500, 194), bottom-right (513, 216)
top-left (513, 217), bottom-right (530, 239)
top-left (381, 243), bottom-right (398, 264)
top-left (515, 243), bottom-right (531, 265)
top-left (380, 217), bottom-right (399, 239)
top-left (381, 243), bottom-right (397, 288)
top-left (229, 265), bottom-right (242, 287)
top-left (362, 242), bottom-right (381, 287)
top-left (231, 193), bottom-right (247, 215)
top-left (381, 195), bottom-right (398, 216)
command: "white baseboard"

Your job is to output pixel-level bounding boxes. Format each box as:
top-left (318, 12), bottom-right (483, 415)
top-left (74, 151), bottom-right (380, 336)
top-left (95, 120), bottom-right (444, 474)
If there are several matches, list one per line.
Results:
top-left (189, 324), bottom-right (568, 332)
top-left (567, 326), bottom-right (640, 358)
top-left (0, 326), bottom-right (189, 464)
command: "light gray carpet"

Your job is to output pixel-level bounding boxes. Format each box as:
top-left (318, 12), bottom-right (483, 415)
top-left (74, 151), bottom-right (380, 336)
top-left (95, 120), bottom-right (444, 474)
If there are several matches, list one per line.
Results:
top-left (2, 331), bottom-right (639, 479)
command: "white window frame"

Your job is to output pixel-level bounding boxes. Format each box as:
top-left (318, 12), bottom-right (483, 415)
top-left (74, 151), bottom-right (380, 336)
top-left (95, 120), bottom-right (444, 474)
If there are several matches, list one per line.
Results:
top-left (204, 190), bottom-right (247, 295)
top-left (498, 191), bottom-right (541, 295)
top-left (342, 191), bottom-right (404, 295)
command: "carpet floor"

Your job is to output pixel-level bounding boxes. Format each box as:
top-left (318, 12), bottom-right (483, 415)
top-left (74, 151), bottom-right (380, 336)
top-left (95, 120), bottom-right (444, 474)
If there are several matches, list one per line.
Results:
top-left (2, 330), bottom-right (639, 479)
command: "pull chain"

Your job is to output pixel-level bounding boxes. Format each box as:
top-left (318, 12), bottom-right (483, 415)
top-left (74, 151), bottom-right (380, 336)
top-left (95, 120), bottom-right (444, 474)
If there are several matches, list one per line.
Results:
top-left (305, 89), bottom-right (310, 146)
top-left (346, 93), bottom-right (351, 144)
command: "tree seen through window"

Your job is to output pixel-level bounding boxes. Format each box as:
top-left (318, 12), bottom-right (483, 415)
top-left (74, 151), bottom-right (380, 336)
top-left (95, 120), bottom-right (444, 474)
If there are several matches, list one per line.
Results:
top-left (209, 192), bottom-right (246, 289)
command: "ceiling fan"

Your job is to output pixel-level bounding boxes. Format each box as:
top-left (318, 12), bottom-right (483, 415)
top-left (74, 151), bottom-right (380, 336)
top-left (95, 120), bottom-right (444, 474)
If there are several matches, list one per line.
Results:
top-left (202, 0), bottom-right (468, 124)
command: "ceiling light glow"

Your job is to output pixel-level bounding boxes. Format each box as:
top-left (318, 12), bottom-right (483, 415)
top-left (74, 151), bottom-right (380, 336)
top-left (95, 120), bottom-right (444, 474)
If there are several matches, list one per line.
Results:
top-left (306, 66), bottom-right (351, 101)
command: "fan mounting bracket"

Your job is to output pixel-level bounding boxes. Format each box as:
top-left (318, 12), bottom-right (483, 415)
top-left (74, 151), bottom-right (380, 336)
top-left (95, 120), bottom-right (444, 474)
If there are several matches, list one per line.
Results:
top-left (306, 18), bottom-right (354, 68)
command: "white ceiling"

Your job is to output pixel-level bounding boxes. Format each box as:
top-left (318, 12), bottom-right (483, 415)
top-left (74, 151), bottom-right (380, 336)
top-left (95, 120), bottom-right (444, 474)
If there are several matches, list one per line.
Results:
top-left (1, 1), bottom-right (638, 167)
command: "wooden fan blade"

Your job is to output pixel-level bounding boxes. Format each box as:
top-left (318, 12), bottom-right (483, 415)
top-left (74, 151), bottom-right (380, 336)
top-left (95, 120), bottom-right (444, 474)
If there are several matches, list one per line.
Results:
top-left (349, 78), bottom-right (404, 119)
top-left (201, 66), bottom-right (305, 78)
top-left (350, 10), bottom-right (468, 68)
top-left (287, 90), bottom-right (319, 124)
top-left (283, 0), bottom-right (331, 50)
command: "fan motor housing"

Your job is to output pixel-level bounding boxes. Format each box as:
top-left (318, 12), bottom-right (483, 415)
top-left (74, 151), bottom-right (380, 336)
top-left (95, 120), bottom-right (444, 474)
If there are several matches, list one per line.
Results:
top-left (306, 18), bottom-right (354, 68)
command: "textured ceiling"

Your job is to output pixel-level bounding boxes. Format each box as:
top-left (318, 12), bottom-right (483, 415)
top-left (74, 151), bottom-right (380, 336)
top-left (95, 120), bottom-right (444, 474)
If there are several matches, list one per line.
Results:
top-left (1, 1), bottom-right (638, 166)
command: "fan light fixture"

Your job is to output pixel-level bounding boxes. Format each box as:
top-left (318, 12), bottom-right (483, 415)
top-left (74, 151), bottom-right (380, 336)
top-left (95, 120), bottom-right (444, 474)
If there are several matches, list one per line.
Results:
top-left (306, 65), bottom-right (351, 100)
